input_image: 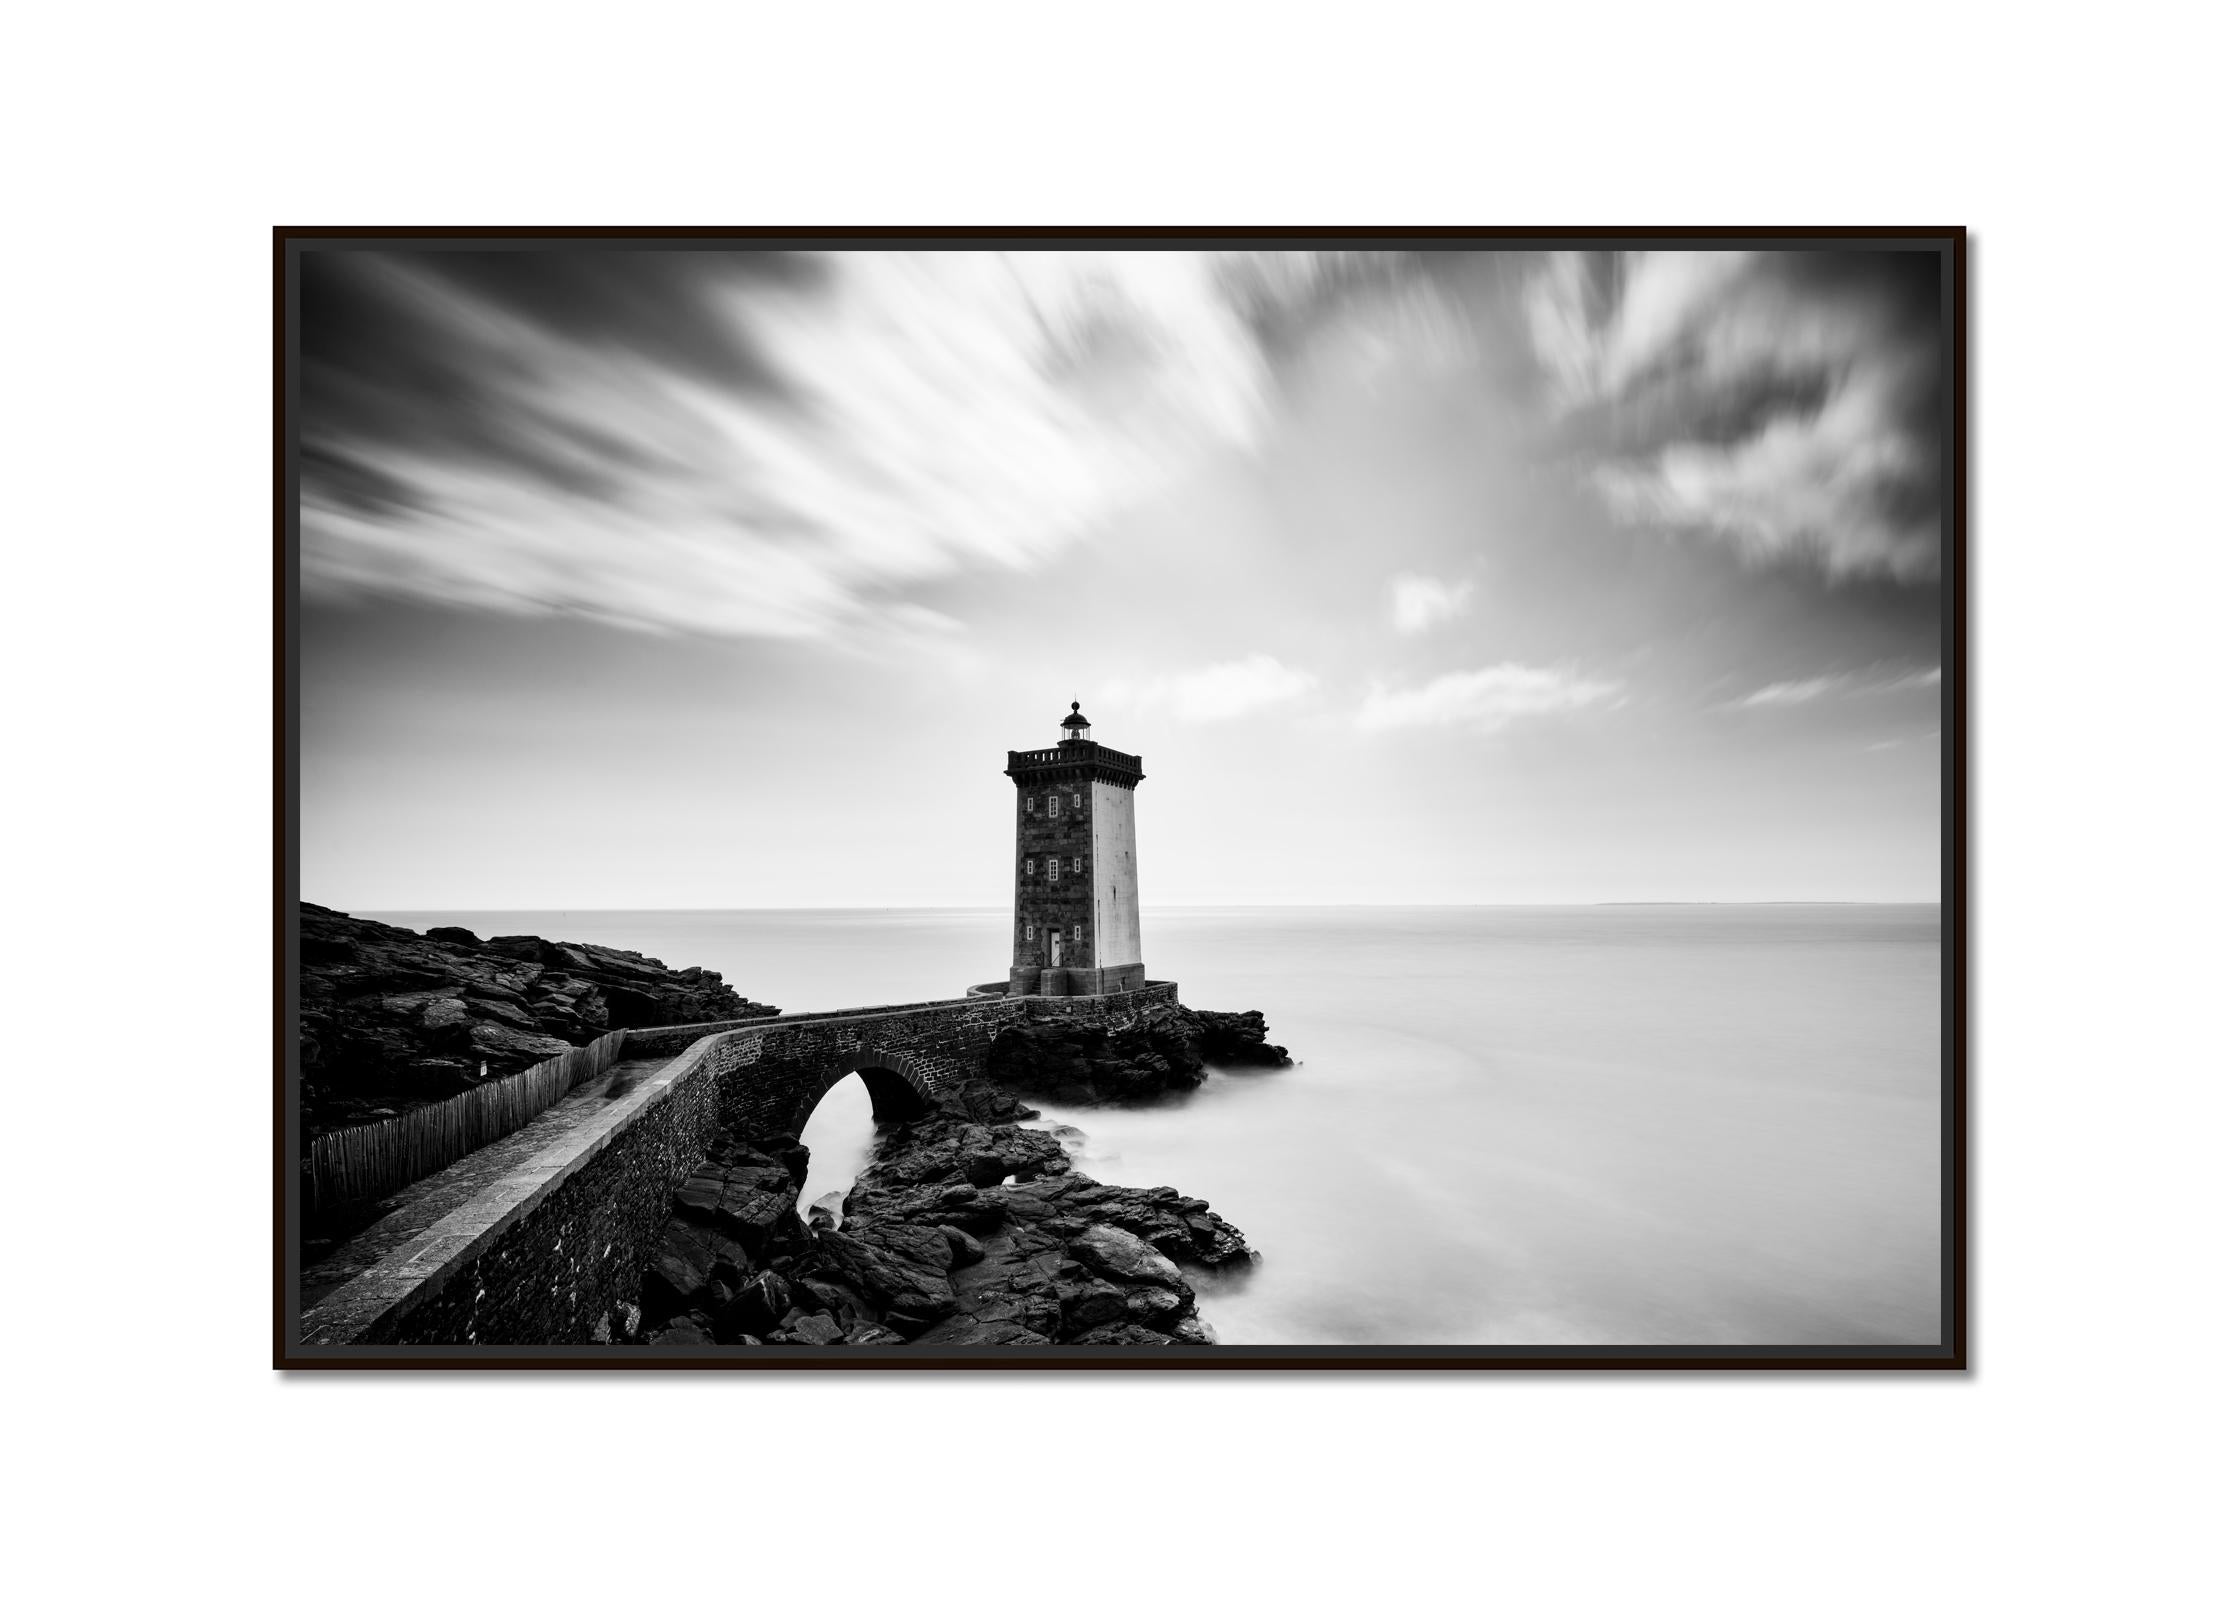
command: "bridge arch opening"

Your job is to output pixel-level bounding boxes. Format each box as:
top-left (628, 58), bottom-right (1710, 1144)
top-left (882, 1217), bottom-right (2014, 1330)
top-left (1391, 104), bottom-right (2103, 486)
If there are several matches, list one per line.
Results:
top-left (790, 1054), bottom-right (937, 1217)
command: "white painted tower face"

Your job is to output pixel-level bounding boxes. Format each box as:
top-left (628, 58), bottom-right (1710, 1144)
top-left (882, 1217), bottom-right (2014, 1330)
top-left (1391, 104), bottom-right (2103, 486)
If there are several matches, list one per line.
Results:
top-left (1090, 780), bottom-right (1141, 966)
top-left (1004, 703), bottom-right (1146, 996)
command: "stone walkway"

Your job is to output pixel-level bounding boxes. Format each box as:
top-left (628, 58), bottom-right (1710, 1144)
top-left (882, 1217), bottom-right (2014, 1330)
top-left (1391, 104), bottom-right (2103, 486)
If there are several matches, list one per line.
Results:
top-left (299, 1054), bottom-right (679, 1311)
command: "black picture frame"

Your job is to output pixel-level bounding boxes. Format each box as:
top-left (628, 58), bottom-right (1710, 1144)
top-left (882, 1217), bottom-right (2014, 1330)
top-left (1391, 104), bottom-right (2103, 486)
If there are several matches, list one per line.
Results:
top-left (275, 226), bottom-right (1966, 1372)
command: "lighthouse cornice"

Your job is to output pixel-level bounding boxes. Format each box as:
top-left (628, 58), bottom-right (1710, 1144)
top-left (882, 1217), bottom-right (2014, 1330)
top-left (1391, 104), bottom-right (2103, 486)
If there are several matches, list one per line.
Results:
top-left (1004, 741), bottom-right (1146, 790)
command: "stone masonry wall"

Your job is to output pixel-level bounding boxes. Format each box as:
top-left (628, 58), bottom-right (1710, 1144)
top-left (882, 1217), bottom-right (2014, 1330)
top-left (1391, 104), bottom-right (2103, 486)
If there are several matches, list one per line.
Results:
top-left (320, 1029), bottom-right (743, 1346)
top-left (377, 1059), bottom-right (725, 1345)
top-left (1014, 776), bottom-right (1094, 973)
top-left (1016, 982), bottom-right (1176, 1025)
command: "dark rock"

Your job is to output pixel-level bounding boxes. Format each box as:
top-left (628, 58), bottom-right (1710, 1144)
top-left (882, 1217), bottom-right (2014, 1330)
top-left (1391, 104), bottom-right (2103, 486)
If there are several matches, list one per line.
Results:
top-left (847, 1220), bottom-right (960, 1273)
top-left (649, 1315), bottom-right (715, 1346)
top-left (1070, 1323), bottom-right (1179, 1346)
top-left (1068, 1182), bottom-right (1254, 1271)
top-left (1059, 1279), bottom-right (1130, 1333)
top-left (463, 994), bottom-right (541, 1030)
top-left (297, 902), bottom-right (776, 1139)
top-left (1183, 1007), bottom-right (1292, 1067)
top-left (301, 934), bottom-right (359, 967)
top-left (947, 1240), bottom-right (1068, 1338)
top-left (1125, 1286), bottom-right (1187, 1324)
top-left (715, 1269), bottom-right (793, 1337)
top-left (953, 1081), bottom-right (1037, 1123)
top-left (641, 1219), bottom-right (749, 1320)
top-left (810, 1231), bottom-right (958, 1332)
top-left (916, 1317), bottom-right (1053, 1347)
top-left (1069, 1224), bottom-right (1187, 1290)
top-left (792, 1276), bottom-right (874, 1326)
top-left (674, 1154), bottom-right (802, 1256)
top-left (980, 1004), bottom-right (1293, 1107)
top-left (757, 1136), bottom-right (812, 1190)
top-left (772, 1311), bottom-right (845, 1345)
top-left (982, 1014), bottom-right (1205, 1104)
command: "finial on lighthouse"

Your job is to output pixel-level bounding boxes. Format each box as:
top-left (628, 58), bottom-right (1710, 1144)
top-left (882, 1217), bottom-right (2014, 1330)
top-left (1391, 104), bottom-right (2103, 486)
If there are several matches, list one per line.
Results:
top-left (1061, 701), bottom-right (1091, 740)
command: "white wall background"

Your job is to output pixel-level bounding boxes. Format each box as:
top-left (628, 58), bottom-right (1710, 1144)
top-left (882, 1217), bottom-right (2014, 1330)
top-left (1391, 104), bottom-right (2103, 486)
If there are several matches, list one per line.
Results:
top-left (5, 4), bottom-right (2234, 1596)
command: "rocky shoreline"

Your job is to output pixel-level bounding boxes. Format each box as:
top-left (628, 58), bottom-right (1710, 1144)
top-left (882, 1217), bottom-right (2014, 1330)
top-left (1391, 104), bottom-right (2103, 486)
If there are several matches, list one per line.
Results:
top-left (298, 904), bottom-right (776, 1138)
top-left (627, 1005), bottom-right (1291, 1348)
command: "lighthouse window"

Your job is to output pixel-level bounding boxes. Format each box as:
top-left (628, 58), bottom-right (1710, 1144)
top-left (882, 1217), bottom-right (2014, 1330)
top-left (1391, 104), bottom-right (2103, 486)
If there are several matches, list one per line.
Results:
top-left (1047, 795), bottom-right (1060, 819)
top-left (1071, 923), bottom-right (1081, 941)
top-left (1071, 856), bottom-right (1081, 874)
top-left (1072, 793), bottom-right (1082, 812)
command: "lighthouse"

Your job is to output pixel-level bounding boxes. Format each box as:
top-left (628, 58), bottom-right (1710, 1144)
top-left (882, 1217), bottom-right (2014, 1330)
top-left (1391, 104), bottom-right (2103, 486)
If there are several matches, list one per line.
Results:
top-left (1005, 702), bottom-right (1145, 996)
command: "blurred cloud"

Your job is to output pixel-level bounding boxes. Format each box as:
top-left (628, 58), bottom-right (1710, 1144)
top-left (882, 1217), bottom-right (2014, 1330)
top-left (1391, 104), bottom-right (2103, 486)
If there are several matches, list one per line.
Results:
top-left (1389, 572), bottom-right (1475, 633)
top-left (300, 250), bottom-right (1406, 640)
top-left (1358, 664), bottom-right (1620, 733)
top-left (1526, 251), bottom-right (1756, 408)
top-left (1731, 664), bottom-right (1943, 709)
top-left (1101, 654), bottom-right (1319, 723)
top-left (1526, 250), bottom-right (1943, 582)
top-left (1738, 677), bottom-right (1843, 708)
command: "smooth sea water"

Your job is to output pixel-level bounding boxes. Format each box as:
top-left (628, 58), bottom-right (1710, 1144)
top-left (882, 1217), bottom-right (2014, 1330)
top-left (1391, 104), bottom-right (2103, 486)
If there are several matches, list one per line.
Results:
top-left (368, 905), bottom-right (1944, 1346)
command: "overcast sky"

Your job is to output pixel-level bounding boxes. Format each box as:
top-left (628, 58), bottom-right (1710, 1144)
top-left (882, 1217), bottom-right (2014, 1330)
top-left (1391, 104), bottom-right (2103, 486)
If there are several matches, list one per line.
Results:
top-left (299, 247), bottom-right (1945, 909)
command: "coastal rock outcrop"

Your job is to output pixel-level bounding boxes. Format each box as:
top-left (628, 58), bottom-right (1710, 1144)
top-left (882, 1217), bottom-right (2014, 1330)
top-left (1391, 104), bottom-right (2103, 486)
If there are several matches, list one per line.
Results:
top-left (298, 903), bottom-right (776, 1136)
top-left (982, 1005), bottom-right (1292, 1105)
top-left (633, 1083), bottom-right (1256, 1348)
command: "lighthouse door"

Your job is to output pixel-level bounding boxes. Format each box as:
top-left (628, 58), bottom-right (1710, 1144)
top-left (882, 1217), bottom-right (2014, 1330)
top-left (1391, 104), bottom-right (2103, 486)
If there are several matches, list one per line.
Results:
top-left (1049, 930), bottom-right (1063, 966)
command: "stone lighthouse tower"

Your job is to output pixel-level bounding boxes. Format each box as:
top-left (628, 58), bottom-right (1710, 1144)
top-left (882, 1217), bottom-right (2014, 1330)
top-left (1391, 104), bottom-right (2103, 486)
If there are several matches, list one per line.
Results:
top-left (1006, 702), bottom-right (1145, 996)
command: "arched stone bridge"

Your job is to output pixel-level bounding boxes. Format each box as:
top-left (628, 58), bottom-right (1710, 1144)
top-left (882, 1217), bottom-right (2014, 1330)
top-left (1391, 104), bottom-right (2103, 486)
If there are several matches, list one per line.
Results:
top-left (298, 983), bottom-right (1178, 1350)
top-left (646, 981), bottom-right (1172, 1140)
top-left (704, 1001), bottom-right (1003, 1135)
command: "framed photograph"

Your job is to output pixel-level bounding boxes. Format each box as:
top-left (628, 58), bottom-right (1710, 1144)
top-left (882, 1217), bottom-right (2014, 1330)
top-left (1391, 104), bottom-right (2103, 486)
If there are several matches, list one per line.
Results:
top-left (276, 229), bottom-right (1964, 1369)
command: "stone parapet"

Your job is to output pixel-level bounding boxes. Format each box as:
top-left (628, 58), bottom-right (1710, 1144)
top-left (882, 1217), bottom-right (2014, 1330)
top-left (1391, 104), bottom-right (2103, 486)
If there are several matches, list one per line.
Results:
top-left (1004, 739), bottom-right (1145, 790)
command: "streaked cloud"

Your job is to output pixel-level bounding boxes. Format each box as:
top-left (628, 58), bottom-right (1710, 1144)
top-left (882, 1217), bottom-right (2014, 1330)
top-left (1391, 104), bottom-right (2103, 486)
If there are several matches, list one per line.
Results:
top-left (1102, 653), bottom-right (1319, 723)
top-left (1730, 664), bottom-right (1942, 709)
top-left (1389, 572), bottom-right (1475, 633)
top-left (300, 251), bottom-right (1403, 639)
top-left (1358, 664), bottom-right (1620, 733)
top-left (1527, 250), bottom-right (1943, 582)
top-left (1738, 677), bottom-right (1841, 708)
top-left (1526, 251), bottom-right (1756, 409)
